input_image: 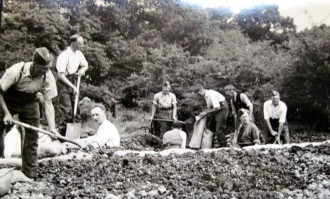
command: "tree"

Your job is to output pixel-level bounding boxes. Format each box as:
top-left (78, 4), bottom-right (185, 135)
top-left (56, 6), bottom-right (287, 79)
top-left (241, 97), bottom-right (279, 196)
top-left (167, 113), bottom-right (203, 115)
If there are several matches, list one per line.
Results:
top-left (282, 26), bottom-right (330, 131)
top-left (235, 5), bottom-right (296, 45)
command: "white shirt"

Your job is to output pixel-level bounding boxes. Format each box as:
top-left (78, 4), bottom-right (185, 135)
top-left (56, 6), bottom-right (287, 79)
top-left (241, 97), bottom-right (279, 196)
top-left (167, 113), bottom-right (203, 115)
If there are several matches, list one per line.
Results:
top-left (56, 47), bottom-right (88, 75)
top-left (263, 100), bottom-right (287, 123)
top-left (81, 119), bottom-right (120, 148)
top-left (204, 89), bottom-right (226, 109)
top-left (153, 91), bottom-right (177, 108)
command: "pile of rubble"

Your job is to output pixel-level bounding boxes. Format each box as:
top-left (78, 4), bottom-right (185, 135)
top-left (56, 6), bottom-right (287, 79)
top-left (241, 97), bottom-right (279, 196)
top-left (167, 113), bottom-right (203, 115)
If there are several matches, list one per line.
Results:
top-left (2, 140), bottom-right (329, 198)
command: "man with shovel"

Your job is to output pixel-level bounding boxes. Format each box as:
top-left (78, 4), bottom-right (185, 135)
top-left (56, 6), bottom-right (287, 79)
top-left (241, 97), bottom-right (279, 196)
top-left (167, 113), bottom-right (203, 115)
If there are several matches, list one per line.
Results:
top-left (56, 34), bottom-right (88, 136)
top-left (263, 90), bottom-right (290, 144)
top-left (0, 47), bottom-right (56, 179)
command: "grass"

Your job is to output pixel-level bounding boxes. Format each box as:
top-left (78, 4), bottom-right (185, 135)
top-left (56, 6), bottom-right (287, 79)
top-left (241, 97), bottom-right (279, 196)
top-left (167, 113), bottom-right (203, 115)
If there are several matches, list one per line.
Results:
top-left (107, 105), bottom-right (151, 136)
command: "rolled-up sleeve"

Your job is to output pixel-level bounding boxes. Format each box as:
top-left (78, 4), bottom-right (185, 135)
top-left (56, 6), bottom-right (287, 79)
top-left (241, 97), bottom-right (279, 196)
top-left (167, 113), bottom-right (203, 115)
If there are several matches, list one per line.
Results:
top-left (263, 101), bottom-right (270, 120)
top-left (0, 63), bottom-right (22, 92)
top-left (56, 51), bottom-right (68, 73)
top-left (171, 93), bottom-right (177, 104)
top-left (78, 51), bottom-right (88, 68)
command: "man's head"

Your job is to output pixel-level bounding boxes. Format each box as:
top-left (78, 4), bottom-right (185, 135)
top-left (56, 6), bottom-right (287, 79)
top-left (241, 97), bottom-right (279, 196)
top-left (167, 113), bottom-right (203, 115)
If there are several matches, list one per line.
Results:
top-left (224, 85), bottom-right (237, 97)
top-left (31, 47), bottom-right (53, 77)
top-left (194, 84), bottom-right (205, 96)
top-left (70, 34), bottom-right (84, 51)
top-left (90, 103), bottom-right (107, 125)
top-left (271, 90), bottom-right (280, 106)
top-left (162, 81), bottom-right (171, 94)
top-left (240, 112), bottom-right (250, 124)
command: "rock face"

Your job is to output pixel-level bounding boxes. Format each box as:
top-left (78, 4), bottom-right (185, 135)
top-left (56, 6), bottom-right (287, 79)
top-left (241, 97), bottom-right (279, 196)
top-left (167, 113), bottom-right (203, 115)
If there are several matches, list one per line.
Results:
top-left (2, 142), bottom-right (330, 198)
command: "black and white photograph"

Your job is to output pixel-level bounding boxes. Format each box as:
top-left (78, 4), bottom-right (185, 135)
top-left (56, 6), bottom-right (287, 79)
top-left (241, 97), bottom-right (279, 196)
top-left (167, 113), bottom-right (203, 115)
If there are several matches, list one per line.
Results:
top-left (0, 0), bottom-right (329, 198)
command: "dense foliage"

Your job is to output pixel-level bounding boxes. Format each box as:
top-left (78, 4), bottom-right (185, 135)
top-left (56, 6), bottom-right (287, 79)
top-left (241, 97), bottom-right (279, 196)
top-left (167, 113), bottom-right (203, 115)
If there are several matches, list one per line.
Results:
top-left (0, 0), bottom-right (329, 131)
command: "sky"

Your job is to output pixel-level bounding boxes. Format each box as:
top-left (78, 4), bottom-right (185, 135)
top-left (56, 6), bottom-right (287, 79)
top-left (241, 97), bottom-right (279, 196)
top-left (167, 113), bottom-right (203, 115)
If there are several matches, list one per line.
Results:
top-left (183, 0), bottom-right (330, 32)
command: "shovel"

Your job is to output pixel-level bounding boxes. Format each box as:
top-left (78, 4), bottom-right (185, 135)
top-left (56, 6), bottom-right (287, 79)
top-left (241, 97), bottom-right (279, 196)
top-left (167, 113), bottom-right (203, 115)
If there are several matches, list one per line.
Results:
top-left (12, 120), bottom-right (82, 148)
top-left (66, 75), bottom-right (82, 140)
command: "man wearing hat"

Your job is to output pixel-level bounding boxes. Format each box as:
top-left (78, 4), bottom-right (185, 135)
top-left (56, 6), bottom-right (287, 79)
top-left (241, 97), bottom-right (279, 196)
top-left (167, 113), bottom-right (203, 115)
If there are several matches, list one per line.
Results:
top-left (0, 47), bottom-right (57, 178)
top-left (56, 34), bottom-right (88, 135)
top-left (263, 90), bottom-right (290, 144)
top-left (224, 85), bottom-right (254, 128)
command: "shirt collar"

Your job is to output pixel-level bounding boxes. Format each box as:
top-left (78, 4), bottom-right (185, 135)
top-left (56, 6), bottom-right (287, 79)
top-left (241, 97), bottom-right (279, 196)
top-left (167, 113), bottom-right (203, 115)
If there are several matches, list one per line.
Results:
top-left (68, 46), bottom-right (75, 53)
top-left (161, 91), bottom-right (170, 96)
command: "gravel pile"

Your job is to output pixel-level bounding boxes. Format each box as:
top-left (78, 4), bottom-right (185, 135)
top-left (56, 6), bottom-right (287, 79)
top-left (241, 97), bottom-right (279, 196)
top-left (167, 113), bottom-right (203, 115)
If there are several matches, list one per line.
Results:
top-left (2, 142), bottom-right (329, 198)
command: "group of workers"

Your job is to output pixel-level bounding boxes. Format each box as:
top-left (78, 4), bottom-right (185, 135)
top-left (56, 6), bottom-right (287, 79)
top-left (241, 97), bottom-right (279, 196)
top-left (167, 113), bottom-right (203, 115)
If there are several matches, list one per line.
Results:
top-left (150, 81), bottom-right (290, 150)
top-left (0, 33), bottom-right (290, 179)
top-left (0, 35), bottom-right (120, 179)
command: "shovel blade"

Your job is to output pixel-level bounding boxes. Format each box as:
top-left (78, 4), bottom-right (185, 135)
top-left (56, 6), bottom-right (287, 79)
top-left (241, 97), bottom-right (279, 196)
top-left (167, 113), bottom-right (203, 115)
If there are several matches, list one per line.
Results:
top-left (66, 123), bottom-right (82, 139)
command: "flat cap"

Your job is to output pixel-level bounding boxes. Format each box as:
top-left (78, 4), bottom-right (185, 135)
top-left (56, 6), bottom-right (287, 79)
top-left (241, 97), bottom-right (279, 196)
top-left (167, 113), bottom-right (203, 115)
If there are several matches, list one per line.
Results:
top-left (224, 85), bottom-right (237, 91)
top-left (33, 47), bottom-right (54, 67)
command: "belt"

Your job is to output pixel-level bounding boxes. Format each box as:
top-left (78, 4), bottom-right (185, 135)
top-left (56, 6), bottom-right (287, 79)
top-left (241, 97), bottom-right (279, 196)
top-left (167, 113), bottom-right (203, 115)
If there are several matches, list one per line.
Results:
top-left (158, 107), bottom-right (173, 111)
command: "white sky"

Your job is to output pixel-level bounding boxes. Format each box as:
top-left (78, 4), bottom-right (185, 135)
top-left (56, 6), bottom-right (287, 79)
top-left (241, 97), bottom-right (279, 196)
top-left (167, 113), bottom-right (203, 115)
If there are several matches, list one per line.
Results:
top-left (183, 0), bottom-right (330, 31)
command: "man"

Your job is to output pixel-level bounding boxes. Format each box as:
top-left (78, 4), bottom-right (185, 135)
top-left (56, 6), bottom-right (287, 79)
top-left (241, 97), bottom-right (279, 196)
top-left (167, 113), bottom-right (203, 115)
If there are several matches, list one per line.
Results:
top-left (0, 47), bottom-right (56, 178)
top-left (162, 121), bottom-right (187, 149)
top-left (263, 90), bottom-right (290, 144)
top-left (72, 103), bottom-right (120, 149)
top-left (195, 84), bottom-right (229, 147)
top-left (149, 81), bottom-right (178, 137)
top-left (56, 34), bottom-right (88, 134)
top-left (232, 113), bottom-right (261, 148)
top-left (224, 85), bottom-right (254, 127)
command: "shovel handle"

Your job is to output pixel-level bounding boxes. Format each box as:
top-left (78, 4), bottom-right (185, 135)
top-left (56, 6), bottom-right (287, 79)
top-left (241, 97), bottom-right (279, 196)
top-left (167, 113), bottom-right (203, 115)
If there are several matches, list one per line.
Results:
top-left (12, 120), bottom-right (82, 148)
top-left (73, 75), bottom-right (81, 120)
top-left (152, 118), bottom-right (185, 124)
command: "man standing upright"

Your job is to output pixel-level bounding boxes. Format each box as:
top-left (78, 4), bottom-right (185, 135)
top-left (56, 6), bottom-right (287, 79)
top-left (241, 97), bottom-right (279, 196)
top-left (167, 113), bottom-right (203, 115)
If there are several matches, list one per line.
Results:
top-left (195, 85), bottom-right (229, 147)
top-left (56, 34), bottom-right (88, 134)
top-left (0, 47), bottom-right (56, 179)
top-left (263, 90), bottom-right (290, 144)
top-left (224, 85), bottom-right (254, 127)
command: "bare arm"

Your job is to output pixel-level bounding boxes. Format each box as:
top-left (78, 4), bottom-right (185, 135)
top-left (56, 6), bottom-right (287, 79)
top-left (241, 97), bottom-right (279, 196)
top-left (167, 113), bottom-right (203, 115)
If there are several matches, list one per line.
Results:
top-left (150, 104), bottom-right (157, 120)
top-left (172, 103), bottom-right (178, 121)
top-left (44, 98), bottom-right (57, 133)
top-left (0, 93), bottom-right (12, 125)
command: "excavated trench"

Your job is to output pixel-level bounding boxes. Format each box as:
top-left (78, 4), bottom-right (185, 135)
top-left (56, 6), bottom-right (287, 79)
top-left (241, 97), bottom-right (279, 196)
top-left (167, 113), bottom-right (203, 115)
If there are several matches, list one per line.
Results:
top-left (2, 131), bottom-right (330, 199)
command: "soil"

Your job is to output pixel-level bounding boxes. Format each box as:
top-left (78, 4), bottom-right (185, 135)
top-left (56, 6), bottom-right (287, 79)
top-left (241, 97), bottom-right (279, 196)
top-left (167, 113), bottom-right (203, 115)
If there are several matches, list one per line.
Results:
top-left (2, 131), bottom-right (330, 199)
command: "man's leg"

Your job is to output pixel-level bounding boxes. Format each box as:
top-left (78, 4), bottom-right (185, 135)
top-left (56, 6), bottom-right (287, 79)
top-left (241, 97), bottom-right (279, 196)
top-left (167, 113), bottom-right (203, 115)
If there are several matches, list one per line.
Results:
top-left (281, 124), bottom-right (290, 144)
top-left (58, 92), bottom-right (73, 135)
top-left (215, 108), bottom-right (229, 147)
top-left (19, 102), bottom-right (40, 179)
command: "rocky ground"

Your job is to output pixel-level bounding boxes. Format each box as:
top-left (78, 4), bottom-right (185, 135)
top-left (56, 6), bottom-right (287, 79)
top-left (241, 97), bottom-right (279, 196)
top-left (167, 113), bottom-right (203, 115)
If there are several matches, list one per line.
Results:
top-left (1, 131), bottom-right (330, 199)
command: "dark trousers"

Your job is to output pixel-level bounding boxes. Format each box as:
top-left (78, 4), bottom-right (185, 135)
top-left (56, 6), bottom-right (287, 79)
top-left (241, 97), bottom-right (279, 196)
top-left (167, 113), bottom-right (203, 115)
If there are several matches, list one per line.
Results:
top-left (0, 101), bottom-right (40, 178)
top-left (57, 78), bottom-right (76, 135)
top-left (152, 109), bottom-right (173, 138)
top-left (208, 102), bottom-right (229, 146)
top-left (267, 118), bottom-right (290, 144)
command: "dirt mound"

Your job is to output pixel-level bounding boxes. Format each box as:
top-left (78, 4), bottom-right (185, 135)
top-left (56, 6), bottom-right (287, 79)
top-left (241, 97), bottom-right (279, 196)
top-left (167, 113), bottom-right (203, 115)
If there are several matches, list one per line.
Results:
top-left (2, 142), bottom-right (330, 198)
top-left (120, 129), bottom-right (162, 151)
